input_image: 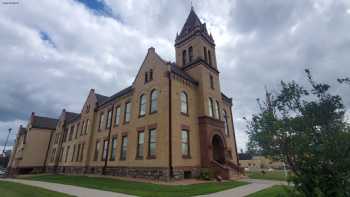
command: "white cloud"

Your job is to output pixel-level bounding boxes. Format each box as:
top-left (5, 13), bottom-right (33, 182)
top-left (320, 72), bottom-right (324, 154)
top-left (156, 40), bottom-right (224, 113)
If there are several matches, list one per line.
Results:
top-left (1, 0), bottom-right (350, 152)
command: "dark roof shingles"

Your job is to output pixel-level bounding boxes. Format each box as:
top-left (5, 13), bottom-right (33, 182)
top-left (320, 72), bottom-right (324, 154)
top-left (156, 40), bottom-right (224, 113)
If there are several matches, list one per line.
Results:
top-left (32, 116), bottom-right (58, 130)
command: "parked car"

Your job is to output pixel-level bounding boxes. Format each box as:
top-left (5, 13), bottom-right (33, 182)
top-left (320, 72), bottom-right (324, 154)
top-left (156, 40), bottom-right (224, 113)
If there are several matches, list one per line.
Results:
top-left (0, 168), bottom-right (8, 177)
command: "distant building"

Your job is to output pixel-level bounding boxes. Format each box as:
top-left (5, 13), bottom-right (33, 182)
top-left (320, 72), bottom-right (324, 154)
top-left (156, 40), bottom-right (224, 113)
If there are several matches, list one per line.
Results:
top-left (239, 154), bottom-right (284, 170)
top-left (8, 113), bottom-right (58, 174)
top-left (8, 7), bottom-right (241, 180)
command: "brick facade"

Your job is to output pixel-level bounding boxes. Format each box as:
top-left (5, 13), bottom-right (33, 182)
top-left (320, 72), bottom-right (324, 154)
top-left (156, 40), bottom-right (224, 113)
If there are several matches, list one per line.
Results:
top-left (8, 8), bottom-right (240, 181)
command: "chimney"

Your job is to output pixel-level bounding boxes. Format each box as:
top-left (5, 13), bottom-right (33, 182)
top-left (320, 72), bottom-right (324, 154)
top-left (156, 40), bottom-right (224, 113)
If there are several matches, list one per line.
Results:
top-left (148, 47), bottom-right (155, 53)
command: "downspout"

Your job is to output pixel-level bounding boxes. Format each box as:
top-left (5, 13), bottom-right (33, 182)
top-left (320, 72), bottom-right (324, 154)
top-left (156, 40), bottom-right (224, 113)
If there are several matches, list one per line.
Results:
top-left (43, 129), bottom-right (54, 172)
top-left (229, 105), bottom-right (240, 169)
top-left (102, 104), bottom-right (114, 175)
top-left (168, 71), bottom-right (173, 179)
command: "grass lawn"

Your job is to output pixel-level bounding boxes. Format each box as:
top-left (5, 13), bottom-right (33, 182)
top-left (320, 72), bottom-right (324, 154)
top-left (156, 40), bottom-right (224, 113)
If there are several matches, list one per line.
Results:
top-left (247, 170), bottom-right (287, 181)
top-left (26, 175), bottom-right (248, 197)
top-left (0, 181), bottom-right (74, 197)
top-left (247, 185), bottom-right (289, 197)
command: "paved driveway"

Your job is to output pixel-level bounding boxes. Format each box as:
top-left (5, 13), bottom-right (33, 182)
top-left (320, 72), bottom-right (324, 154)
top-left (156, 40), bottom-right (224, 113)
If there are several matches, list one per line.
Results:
top-left (0, 178), bottom-right (287, 197)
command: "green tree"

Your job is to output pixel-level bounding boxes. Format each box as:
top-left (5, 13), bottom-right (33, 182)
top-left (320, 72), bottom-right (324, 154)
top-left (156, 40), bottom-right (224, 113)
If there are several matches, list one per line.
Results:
top-left (246, 70), bottom-right (350, 196)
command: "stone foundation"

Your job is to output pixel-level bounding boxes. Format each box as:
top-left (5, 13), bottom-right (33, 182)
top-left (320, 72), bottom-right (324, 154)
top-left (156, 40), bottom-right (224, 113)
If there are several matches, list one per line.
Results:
top-left (43, 165), bottom-right (201, 181)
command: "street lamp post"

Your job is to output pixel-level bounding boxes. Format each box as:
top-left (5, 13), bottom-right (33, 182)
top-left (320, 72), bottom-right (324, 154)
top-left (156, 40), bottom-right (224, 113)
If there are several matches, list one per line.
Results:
top-left (3, 128), bottom-right (12, 154)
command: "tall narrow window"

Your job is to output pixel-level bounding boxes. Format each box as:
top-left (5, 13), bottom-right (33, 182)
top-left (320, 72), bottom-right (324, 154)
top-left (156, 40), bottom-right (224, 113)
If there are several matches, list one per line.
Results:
top-left (136, 131), bottom-right (144, 159)
top-left (71, 145), bottom-right (76, 162)
top-left (139, 94), bottom-right (146, 117)
top-left (76, 144), bottom-right (80, 162)
top-left (80, 121), bottom-right (84, 136)
top-left (188, 46), bottom-right (193, 62)
top-left (181, 130), bottom-right (190, 157)
top-left (208, 50), bottom-right (212, 65)
top-left (80, 143), bottom-right (84, 161)
top-left (120, 136), bottom-right (128, 160)
top-left (208, 98), bottom-right (214, 117)
top-left (150, 89), bottom-right (158, 113)
top-left (51, 148), bottom-right (56, 162)
top-left (182, 50), bottom-right (187, 65)
top-left (148, 128), bottom-right (157, 158)
top-left (180, 91), bottom-right (188, 114)
top-left (114, 106), bottom-right (121, 126)
top-left (110, 136), bottom-right (117, 161)
top-left (75, 123), bottom-right (79, 139)
top-left (106, 110), bottom-right (112, 128)
top-left (65, 146), bottom-right (70, 162)
top-left (94, 141), bottom-right (100, 161)
top-left (59, 147), bottom-right (64, 162)
top-left (99, 113), bottom-right (104, 129)
top-left (149, 69), bottom-right (153, 81)
top-left (68, 126), bottom-right (74, 141)
top-left (102, 140), bottom-right (108, 161)
top-left (85, 119), bottom-right (89, 134)
top-left (214, 101), bottom-right (220, 119)
top-left (203, 47), bottom-right (207, 62)
top-left (124, 102), bottom-right (131, 123)
top-left (210, 75), bottom-right (214, 89)
top-left (223, 110), bottom-right (229, 136)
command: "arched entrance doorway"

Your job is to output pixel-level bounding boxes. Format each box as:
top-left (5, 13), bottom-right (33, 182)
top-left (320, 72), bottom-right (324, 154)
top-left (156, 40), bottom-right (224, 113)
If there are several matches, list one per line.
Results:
top-left (212, 135), bottom-right (225, 164)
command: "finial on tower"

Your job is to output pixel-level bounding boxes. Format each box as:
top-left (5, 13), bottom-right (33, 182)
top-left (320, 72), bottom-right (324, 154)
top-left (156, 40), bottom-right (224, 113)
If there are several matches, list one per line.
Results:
top-left (190, 0), bottom-right (193, 10)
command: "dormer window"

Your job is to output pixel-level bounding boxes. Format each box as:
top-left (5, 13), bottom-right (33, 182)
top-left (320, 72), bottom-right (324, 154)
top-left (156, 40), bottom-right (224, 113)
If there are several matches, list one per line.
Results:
top-left (188, 46), bottom-right (193, 62)
top-left (149, 69), bottom-right (153, 81)
top-left (145, 72), bottom-right (148, 83)
top-left (144, 69), bottom-right (153, 83)
top-left (203, 47), bottom-right (207, 62)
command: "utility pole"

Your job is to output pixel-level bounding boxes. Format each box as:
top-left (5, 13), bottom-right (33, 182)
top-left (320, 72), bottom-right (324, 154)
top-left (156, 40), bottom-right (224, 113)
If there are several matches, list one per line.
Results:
top-left (3, 128), bottom-right (11, 154)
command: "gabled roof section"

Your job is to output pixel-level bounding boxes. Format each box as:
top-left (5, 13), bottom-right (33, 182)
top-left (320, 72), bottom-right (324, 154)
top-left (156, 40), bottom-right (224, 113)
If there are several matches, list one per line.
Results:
top-left (221, 92), bottom-right (233, 104)
top-left (65, 112), bottom-right (80, 123)
top-left (32, 115), bottom-right (58, 130)
top-left (175, 7), bottom-right (214, 46)
top-left (98, 86), bottom-right (134, 108)
top-left (96, 93), bottom-right (109, 104)
top-left (169, 62), bottom-right (198, 85)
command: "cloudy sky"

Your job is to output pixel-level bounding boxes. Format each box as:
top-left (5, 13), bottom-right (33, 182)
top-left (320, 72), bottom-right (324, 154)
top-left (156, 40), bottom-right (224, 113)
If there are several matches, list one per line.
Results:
top-left (1, 0), bottom-right (350, 152)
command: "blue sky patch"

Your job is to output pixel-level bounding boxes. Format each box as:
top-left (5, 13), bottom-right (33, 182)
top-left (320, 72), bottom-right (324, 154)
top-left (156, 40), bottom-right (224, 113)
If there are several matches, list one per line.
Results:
top-left (76, 0), bottom-right (121, 21)
top-left (39, 31), bottom-right (56, 48)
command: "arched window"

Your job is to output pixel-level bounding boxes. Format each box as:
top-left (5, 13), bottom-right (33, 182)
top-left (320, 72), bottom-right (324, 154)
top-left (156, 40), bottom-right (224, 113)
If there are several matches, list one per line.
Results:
top-left (139, 94), bottom-right (146, 117)
top-left (180, 91), bottom-right (188, 114)
top-left (150, 89), bottom-right (159, 113)
top-left (223, 110), bottom-right (229, 136)
top-left (208, 98), bottom-right (214, 117)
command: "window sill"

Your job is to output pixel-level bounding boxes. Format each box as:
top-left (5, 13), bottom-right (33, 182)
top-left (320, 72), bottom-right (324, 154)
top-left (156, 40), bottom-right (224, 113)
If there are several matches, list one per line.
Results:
top-left (149, 111), bottom-right (157, 115)
top-left (182, 155), bottom-right (192, 159)
top-left (147, 155), bottom-right (156, 160)
top-left (181, 112), bottom-right (189, 117)
top-left (138, 114), bottom-right (146, 118)
top-left (135, 156), bottom-right (144, 160)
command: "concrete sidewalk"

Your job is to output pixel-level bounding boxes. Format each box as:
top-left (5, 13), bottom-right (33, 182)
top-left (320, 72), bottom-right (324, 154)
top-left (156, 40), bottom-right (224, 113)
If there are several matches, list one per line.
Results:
top-left (0, 178), bottom-right (134, 197)
top-left (197, 179), bottom-right (287, 197)
top-left (0, 178), bottom-right (287, 197)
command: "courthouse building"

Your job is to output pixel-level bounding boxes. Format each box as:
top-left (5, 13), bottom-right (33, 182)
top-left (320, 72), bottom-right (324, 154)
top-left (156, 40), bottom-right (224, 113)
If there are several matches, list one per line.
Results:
top-left (9, 8), bottom-right (240, 180)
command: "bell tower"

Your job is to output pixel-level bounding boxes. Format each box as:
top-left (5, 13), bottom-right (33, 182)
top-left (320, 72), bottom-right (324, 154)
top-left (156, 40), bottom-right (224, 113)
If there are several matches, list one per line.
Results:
top-left (175, 7), bottom-right (217, 70)
top-left (174, 7), bottom-right (221, 118)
